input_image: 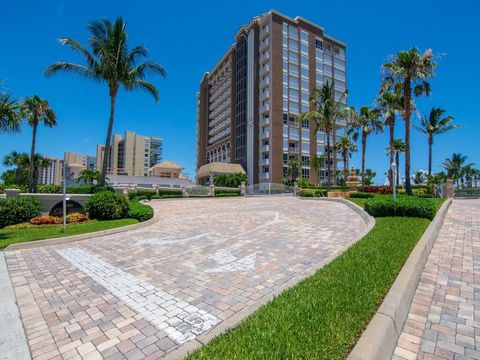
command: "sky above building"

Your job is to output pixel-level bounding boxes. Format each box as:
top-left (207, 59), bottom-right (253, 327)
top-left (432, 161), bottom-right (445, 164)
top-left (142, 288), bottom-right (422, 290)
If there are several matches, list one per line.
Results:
top-left (1, 0), bottom-right (478, 184)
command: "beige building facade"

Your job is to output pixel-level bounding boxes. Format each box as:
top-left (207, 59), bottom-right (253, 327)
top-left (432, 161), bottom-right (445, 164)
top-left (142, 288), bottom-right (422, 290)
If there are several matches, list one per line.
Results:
top-left (96, 131), bottom-right (163, 177)
top-left (196, 9), bottom-right (347, 185)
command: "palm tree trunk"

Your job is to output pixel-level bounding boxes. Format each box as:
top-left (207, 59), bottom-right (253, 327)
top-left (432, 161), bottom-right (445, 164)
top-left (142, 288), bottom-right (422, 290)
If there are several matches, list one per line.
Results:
top-left (332, 127), bottom-right (337, 186)
top-left (99, 91), bottom-right (117, 186)
top-left (343, 151), bottom-right (348, 183)
top-left (404, 78), bottom-right (413, 196)
top-left (326, 129), bottom-right (332, 191)
top-left (428, 138), bottom-right (433, 176)
top-left (361, 133), bottom-right (366, 188)
top-left (29, 122), bottom-right (38, 192)
top-left (388, 117), bottom-right (395, 185)
top-left (396, 152), bottom-right (400, 186)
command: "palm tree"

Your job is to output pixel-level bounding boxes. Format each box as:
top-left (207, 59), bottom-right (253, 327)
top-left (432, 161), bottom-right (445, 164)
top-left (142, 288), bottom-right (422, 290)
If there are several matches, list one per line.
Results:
top-left (21, 96), bottom-right (57, 192)
top-left (347, 106), bottom-right (383, 188)
top-left (334, 135), bottom-right (357, 182)
top-left (441, 153), bottom-right (473, 186)
top-left (286, 158), bottom-right (302, 184)
top-left (3, 151), bottom-right (30, 184)
top-left (0, 93), bottom-right (22, 133)
top-left (462, 165), bottom-right (478, 188)
top-left (45, 17), bottom-right (167, 186)
top-left (364, 169), bottom-right (376, 186)
top-left (382, 48), bottom-right (437, 195)
top-left (310, 154), bottom-right (323, 185)
top-left (296, 81), bottom-right (350, 191)
top-left (376, 89), bottom-right (402, 185)
top-left (77, 168), bottom-right (101, 184)
top-left (391, 138), bottom-right (405, 185)
top-left (412, 170), bottom-right (427, 185)
top-left (414, 107), bottom-right (458, 176)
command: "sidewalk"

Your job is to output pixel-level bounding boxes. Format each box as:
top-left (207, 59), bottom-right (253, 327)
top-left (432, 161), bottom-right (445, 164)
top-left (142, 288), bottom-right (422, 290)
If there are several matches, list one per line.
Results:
top-left (393, 199), bottom-right (480, 360)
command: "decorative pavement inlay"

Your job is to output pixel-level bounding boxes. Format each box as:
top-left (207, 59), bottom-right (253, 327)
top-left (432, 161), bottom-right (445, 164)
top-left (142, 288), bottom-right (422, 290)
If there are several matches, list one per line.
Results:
top-left (5, 197), bottom-right (366, 359)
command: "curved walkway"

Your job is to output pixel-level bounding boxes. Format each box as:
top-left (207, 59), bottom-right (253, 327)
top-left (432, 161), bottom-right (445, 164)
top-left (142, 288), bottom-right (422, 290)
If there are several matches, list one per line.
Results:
top-left (393, 200), bottom-right (480, 360)
top-left (5, 197), bottom-right (367, 359)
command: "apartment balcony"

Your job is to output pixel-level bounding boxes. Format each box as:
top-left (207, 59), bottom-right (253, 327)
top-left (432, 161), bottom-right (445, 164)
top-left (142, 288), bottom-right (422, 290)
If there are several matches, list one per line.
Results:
top-left (260, 38), bottom-right (270, 52)
top-left (260, 26), bottom-right (269, 40)
top-left (259, 90), bottom-right (270, 102)
top-left (259, 130), bottom-right (270, 139)
top-left (259, 77), bottom-right (270, 89)
top-left (289, 147), bottom-right (300, 154)
top-left (259, 172), bottom-right (270, 180)
top-left (259, 103), bottom-right (270, 114)
top-left (260, 144), bottom-right (270, 153)
top-left (259, 63), bottom-right (270, 77)
top-left (259, 117), bottom-right (270, 127)
top-left (259, 158), bottom-right (270, 166)
top-left (259, 51), bottom-right (270, 64)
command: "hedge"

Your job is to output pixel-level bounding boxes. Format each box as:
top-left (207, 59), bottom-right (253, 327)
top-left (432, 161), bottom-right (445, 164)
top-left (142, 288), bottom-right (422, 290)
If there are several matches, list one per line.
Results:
top-left (0, 197), bottom-right (41, 228)
top-left (86, 191), bottom-right (129, 220)
top-left (362, 185), bottom-right (392, 194)
top-left (66, 185), bottom-right (114, 194)
top-left (349, 192), bottom-right (375, 199)
top-left (128, 189), bottom-right (182, 200)
top-left (215, 188), bottom-right (240, 196)
top-left (299, 189), bottom-right (327, 197)
top-left (364, 195), bottom-right (436, 220)
top-left (127, 201), bottom-right (154, 222)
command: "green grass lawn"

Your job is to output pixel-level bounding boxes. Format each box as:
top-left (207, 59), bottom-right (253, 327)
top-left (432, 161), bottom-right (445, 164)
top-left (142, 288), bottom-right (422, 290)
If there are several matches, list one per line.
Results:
top-left (0, 219), bottom-right (138, 249)
top-left (187, 216), bottom-right (430, 360)
top-left (349, 196), bottom-right (445, 210)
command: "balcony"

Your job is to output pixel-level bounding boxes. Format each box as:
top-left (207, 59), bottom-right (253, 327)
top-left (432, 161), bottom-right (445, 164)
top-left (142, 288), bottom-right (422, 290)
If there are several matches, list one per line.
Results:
top-left (260, 130), bottom-right (270, 139)
top-left (259, 51), bottom-right (270, 64)
top-left (259, 117), bottom-right (270, 127)
top-left (260, 144), bottom-right (270, 153)
top-left (260, 26), bottom-right (269, 40)
top-left (259, 103), bottom-right (270, 114)
top-left (260, 38), bottom-right (270, 52)
top-left (259, 77), bottom-right (270, 89)
top-left (259, 90), bottom-right (270, 102)
top-left (259, 63), bottom-right (270, 76)
top-left (259, 158), bottom-right (270, 166)
top-left (289, 147), bottom-right (300, 154)
top-left (260, 172), bottom-right (270, 180)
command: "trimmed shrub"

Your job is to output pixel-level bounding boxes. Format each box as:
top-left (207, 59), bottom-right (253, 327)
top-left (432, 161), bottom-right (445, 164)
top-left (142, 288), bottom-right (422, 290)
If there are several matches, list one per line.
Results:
top-left (30, 215), bottom-right (62, 225)
top-left (215, 193), bottom-right (239, 197)
top-left (364, 196), bottom-right (436, 220)
top-left (0, 197), bottom-right (41, 228)
top-left (349, 192), bottom-right (375, 199)
top-left (299, 189), bottom-right (327, 197)
top-left (66, 212), bottom-right (89, 223)
top-left (215, 188), bottom-right (241, 196)
top-left (66, 185), bottom-right (114, 194)
top-left (161, 194), bottom-right (183, 199)
top-left (86, 191), bottom-right (129, 220)
top-left (36, 184), bottom-right (61, 194)
top-left (363, 185), bottom-right (392, 194)
top-left (127, 201), bottom-right (154, 222)
top-left (297, 179), bottom-right (316, 189)
top-left (128, 189), bottom-right (182, 200)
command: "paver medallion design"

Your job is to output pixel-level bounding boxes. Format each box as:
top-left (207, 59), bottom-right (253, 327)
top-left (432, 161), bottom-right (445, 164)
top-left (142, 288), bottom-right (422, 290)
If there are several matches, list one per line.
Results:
top-left (6, 197), bottom-right (366, 359)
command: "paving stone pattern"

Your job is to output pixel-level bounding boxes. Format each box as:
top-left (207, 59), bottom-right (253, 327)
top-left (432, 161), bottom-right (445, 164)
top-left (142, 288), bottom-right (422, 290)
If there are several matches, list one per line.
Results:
top-left (6, 197), bottom-right (366, 359)
top-left (393, 200), bottom-right (480, 360)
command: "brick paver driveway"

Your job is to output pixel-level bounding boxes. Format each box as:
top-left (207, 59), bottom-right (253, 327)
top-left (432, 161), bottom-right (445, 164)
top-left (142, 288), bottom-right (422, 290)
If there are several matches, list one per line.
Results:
top-left (6, 197), bottom-right (366, 359)
top-left (393, 200), bottom-right (480, 360)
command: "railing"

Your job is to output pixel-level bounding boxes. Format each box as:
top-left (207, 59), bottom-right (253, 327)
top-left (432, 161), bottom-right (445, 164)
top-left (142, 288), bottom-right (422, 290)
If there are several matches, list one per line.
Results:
top-left (245, 183), bottom-right (294, 196)
top-left (454, 187), bottom-right (480, 198)
top-left (259, 117), bottom-right (270, 127)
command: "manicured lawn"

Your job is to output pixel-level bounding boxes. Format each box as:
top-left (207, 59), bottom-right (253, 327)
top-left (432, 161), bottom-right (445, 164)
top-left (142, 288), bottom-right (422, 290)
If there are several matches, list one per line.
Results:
top-left (187, 216), bottom-right (430, 360)
top-left (348, 196), bottom-right (445, 210)
top-left (0, 219), bottom-right (138, 249)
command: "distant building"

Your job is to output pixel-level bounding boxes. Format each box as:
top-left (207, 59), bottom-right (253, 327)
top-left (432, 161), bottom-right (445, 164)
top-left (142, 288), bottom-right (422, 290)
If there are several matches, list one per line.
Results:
top-left (38, 158), bottom-right (63, 186)
top-left (148, 161), bottom-right (185, 179)
top-left (96, 131), bottom-right (163, 177)
top-left (65, 151), bottom-right (97, 170)
top-left (38, 152), bottom-right (96, 185)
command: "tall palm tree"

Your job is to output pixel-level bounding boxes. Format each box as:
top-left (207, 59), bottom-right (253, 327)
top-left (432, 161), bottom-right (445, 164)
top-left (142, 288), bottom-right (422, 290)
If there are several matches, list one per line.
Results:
top-left (45, 17), bottom-right (167, 186)
top-left (412, 170), bottom-right (427, 185)
top-left (382, 48), bottom-right (437, 195)
top-left (441, 153), bottom-right (473, 186)
top-left (286, 158), bottom-right (302, 184)
top-left (77, 168), bottom-right (101, 184)
top-left (391, 138), bottom-right (405, 185)
top-left (310, 154), bottom-right (323, 185)
top-left (296, 81), bottom-right (350, 191)
top-left (414, 107), bottom-right (458, 176)
top-left (376, 89), bottom-right (402, 185)
top-left (462, 164), bottom-right (478, 188)
top-left (21, 96), bottom-right (57, 192)
top-left (347, 106), bottom-right (383, 188)
top-left (0, 93), bottom-right (22, 133)
top-left (334, 135), bottom-right (357, 182)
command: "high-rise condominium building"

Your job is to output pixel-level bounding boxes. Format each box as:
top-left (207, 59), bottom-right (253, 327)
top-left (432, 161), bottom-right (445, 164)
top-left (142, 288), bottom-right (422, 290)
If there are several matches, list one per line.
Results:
top-left (38, 152), bottom-right (96, 185)
top-left (196, 9), bottom-right (347, 185)
top-left (38, 158), bottom-right (63, 186)
top-left (96, 131), bottom-right (163, 177)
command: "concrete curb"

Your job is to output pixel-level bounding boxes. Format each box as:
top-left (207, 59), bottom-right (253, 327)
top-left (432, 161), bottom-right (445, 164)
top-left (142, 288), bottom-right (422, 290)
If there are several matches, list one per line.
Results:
top-left (5, 211), bottom-right (159, 251)
top-left (0, 251), bottom-right (31, 360)
top-left (348, 198), bottom-right (453, 360)
top-left (165, 199), bottom-right (375, 360)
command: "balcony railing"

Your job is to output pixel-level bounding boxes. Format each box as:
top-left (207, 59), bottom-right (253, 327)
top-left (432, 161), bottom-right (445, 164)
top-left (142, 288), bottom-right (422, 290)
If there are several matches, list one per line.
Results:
top-left (259, 51), bottom-right (270, 64)
top-left (259, 172), bottom-right (270, 180)
top-left (289, 147), bottom-right (300, 154)
top-left (260, 63), bottom-right (270, 76)
top-left (259, 103), bottom-right (270, 114)
top-left (259, 77), bottom-right (270, 89)
top-left (260, 38), bottom-right (270, 52)
top-left (260, 26), bottom-right (269, 40)
top-left (259, 130), bottom-right (270, 139)
top-left (260, 90), bottom-right (270, 102)
top-left (259, 117), bottom-right (270, 127)
top-left (260, 144), bottom-right (270, 153)
top-left (259, 158), bottom-right (270, 166)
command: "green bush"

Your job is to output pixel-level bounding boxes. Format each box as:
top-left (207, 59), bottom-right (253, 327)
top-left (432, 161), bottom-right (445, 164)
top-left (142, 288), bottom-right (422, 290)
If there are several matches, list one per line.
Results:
top-left (161, 194), bottom-right (183, 199)
top-left (127, 201), bottom-right (154, 222)
top-left (297, 179), bottom-right (316, 189)
top-left (364, 196), bottom-right (437, 220)
top-left (215, 188), bottom-right (240, 196)
top-left (213, 172), bottom-right (247, 188)
top-left (299, 189), bottom-right (327, 197)
top-left (415, 193), bottom-right (434, 198)
top-left (349, 192), bottom-right (375, 199)
top-left (66, 185), bottom-right (114, 194)
top-left (0, 197), bottom-right (42, 228)
top-left (215, 193), bottom-right (239, 197)
top-left (36, 184), bottom-right (62, 194)
top-left (128, 188), bottom-right (182, 201)
top-left (86, 191), bottom-right (129, 220)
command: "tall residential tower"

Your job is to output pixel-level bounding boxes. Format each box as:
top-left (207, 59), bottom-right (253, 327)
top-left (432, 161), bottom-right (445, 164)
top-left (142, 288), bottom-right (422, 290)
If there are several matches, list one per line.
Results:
top-left (196, 10), bottom-right (347, 185)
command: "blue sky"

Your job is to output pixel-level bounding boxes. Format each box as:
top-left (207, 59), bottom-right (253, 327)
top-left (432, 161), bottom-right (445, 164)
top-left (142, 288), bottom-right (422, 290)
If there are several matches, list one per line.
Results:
top-left (1, 0), bottom-right (478, 184)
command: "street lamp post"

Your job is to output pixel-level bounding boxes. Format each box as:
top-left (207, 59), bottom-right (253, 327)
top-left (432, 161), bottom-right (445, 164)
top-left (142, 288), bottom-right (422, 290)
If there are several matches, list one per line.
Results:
top-left (62, 158), bottom-right (67, 232)
top-left (391, 161), bottom-right (397, 202)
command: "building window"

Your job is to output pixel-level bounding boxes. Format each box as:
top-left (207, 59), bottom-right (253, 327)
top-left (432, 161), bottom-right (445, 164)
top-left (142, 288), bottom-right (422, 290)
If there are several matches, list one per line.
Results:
top-left (315, 39), bottom-right (323, 49)
top-left (302, 168), bottom-right (310, 178)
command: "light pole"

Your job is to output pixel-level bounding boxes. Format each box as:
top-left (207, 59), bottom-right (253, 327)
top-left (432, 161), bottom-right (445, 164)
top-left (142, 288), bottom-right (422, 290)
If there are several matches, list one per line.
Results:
top-left (391, 161), bottom-right (397, 201)
top-left (62, 158), bottom-right (67, 232)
